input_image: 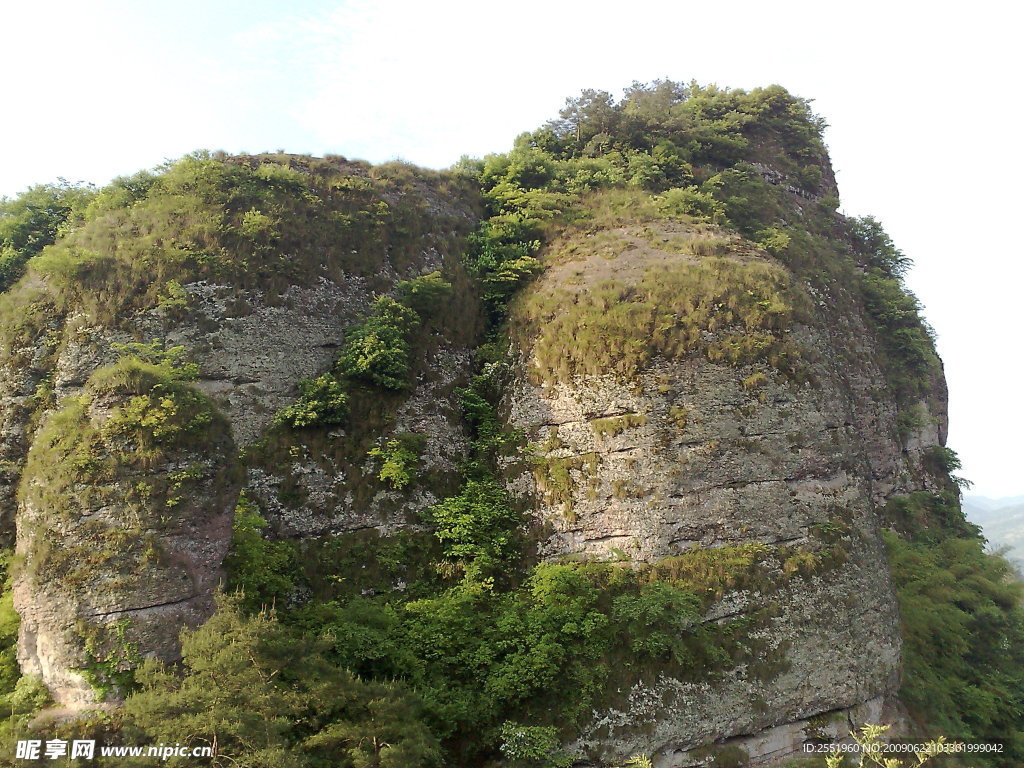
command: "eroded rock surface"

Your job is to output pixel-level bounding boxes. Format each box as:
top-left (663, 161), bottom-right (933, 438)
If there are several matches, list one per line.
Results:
top-left (504, 215), bottom-right (944, 764)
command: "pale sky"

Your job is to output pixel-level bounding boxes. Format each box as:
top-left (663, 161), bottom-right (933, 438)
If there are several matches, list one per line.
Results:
top-left (2, 0), bottom-right (1021, 497)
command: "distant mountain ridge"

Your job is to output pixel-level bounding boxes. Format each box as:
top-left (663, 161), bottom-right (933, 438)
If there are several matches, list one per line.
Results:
top-left (963, 495), bottom-right (1024, 567)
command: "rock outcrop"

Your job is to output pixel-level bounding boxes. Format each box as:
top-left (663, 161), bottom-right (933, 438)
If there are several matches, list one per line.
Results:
top-left (0, 134), bottom-right (953, 765)
top-left (14, 360), bottom-right (238, 706)
top-left (502, 210), bottom-right (946, 764)
top-left (0, 155), bottom-right (481, 707)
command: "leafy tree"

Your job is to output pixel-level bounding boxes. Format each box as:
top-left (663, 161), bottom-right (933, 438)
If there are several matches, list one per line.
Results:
top-left (224, 494), bottom-right (299, 610)
top-left (422, 479), bottom-right (522, 581)
top-left (850, 216), bottom-right (911, 278)
top-left (0, 180), bottom-right (96, 291)
top-left (548, 89), bottom-right (621, 148)
top-left (123, 595), bottom-right (440, 767)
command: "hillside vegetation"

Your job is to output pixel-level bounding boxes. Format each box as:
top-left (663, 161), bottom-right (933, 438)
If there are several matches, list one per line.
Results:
top-left (0, 81), bottom-right (1020, 768)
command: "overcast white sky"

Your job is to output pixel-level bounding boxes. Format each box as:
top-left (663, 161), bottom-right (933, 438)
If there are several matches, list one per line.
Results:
top-left (2, 0), bottom-right (1021, 497)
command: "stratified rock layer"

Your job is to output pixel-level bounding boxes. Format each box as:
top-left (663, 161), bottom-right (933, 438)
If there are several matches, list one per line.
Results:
top-left (504, 215), bottom-right (945, 765)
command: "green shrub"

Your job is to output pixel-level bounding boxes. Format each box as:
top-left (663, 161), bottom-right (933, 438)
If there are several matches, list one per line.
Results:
top-left (656, 186), bottom-right (725, 222)
top-left (275, 374), bottom-right (349, 428)
top-left (369, 432), bottom-right (427, 489)
top-left (423, 479), bottom-right (522, 581)
top-left (398, 271), bottom-right (453, 317)
top-left (499, 723), bottom-right (574, 767)
top-left (851, 217), bottom-right (939, 403)
top-left (95, 358), bottom-right (216, 458)
top-left (336, 297), bottom-right (419, 390)
top-left (755, 226), bottom-right (791, 255)
top-left (610, 582), bottom-right (702, 662)
top-left (884, 499), bottom-right (1024, 764)
top-left (849, 216), bottom-right (911, 278)
top-left (79, 619), bottom-right (141, 699)
top-left (224, 494), bottom-right (300, 610)
top-left (0, 552), bottom-right (20, 703)
top-left (0, 181), bottom-right (96, 292)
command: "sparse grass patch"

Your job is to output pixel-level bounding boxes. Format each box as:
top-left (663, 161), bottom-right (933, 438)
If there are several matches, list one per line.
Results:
top-left (668, 405), bottom-right (689, 431)
top-left (591, 413), bottom-right (647, 438)
top-left (514, 255), bottom-right (809, 383)
top-left (533, 453), bottom-right (600, 520)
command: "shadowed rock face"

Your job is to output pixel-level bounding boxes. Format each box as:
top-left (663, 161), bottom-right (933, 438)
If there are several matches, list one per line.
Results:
top-left (13, 369), bottom-right (239, 706)
top-left (503, 216), bottom-right (946, 764)
top-left (0, 160), bottom-right (482, 708)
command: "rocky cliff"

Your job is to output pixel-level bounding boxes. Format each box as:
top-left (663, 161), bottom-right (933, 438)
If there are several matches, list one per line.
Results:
top-left (0, 154), bottom-right (482, 707)
top-left (502, 197), bottom-right (945, 765)
top-left (0, 83), bottom-right (986, 768)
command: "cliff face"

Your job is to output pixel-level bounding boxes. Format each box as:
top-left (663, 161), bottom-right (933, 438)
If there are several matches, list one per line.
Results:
top-left (0, 85), bottom-right (961, 767)
top-left (503, 201), bottom-right (947, 764)
top-left (14, 358), bottom-right (238, 706)
top-left (0, 155), bottom-right (483, 706)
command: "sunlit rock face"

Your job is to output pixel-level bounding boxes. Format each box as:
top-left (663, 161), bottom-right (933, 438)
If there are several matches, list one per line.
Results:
top-left (503, 206), bottom-right (945, 765)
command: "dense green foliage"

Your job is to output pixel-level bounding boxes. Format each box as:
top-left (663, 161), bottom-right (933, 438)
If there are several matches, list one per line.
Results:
top-left (457, 81), bottom-right (832, 330)
top-left (0, 181), bottom-right (96, 292)
top-left (223, 494), bottom-right (301, 611)
top-left (0, 153), bottom-right (474, 346)
top-left (368, 432), bottom-right (427, 489)
top-left (274, 374), bottom-right (349, 428)
top-left (849, 216), bottom-right (939, 404)
top-left (118, 596), bottom-right (442, 768)
top-left (882, 490), bottom-right (1024, 766)
top-left (0, 551), bottom-right (32, 712)
top-left (336, 297), bottom-right (420, 389)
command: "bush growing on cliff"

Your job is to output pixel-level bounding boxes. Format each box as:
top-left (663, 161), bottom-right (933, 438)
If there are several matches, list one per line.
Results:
top-left (369, 432), bottom-right (426, 489)
top-left (422, 479), bottom-right (523, 582)
top-left (656, 186), bottom-right (725, 221)
top-left (336, 297), bottom-right (419, 390)
top-left (275, 272), bottom-right (454, 429)
top-left (0, 181), bottom-right (96, 292)
top-left (850, 216), bottom-right (911, 278)
top-left (224, 494), bottom-right (300, 611)
top-left (847, 216), bottom-right (939, 404)
top-left (397, 270), bottom-right (454, 317)
top-left (275, 374), bottom-right (350, 429)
